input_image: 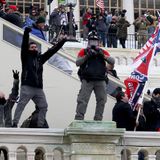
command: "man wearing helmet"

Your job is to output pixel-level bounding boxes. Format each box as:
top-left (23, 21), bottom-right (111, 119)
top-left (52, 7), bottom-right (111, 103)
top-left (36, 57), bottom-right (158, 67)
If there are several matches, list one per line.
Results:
top-left (74, 30), bottom-right (110, 121)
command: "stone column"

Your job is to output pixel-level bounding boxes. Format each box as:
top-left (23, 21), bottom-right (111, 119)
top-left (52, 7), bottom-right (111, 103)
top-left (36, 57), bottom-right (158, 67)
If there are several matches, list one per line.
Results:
top-left (148, 155), bottom-right (156, 160)
top-left (45, 153), bottom-right (53, 160)
top-left (130, 154), bottom-right (138, 160)
top-left (8, 151), bottom-right (17, 160)
top-left (65, 120), bottom-right (125, 160)
top-left (27, 151), bottom-right (35, 160)
top-left (122, 0), bottom-right (135, 34)
top-left (63, 152), bottom-right (71, 160)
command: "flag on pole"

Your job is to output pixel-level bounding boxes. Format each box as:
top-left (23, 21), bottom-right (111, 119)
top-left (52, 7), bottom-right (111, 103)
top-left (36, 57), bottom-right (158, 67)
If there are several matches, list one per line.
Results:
top-left (124, 19), bottom-right (160, 110)
top-left (96, 0), bottom-right (105, 12)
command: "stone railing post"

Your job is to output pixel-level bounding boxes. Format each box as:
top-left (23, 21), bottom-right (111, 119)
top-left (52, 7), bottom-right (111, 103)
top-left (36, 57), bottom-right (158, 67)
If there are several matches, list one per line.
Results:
top-left (45, 153), bottom-right (53, 160)
top-left (65, 120), bottom-right (125, 160)
top-left (27, 151), bottom-right (35, 160)
top-left (8, 151), bottom-right (17, 160)
top-left (148, 155), bottom-right (156, 160)
top-left (63, 152), bottom-right (71, 160)
top-left (130, 154), bottom-right (138, 160)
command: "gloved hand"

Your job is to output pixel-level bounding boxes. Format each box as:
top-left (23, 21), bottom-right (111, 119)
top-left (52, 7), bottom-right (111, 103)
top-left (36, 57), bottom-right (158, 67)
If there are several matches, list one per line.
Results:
top-left (98, 50), bottom-right (104, 58)
top-left (90, 49), bottom-right (98, 57)
top-left (85, 49), bottom-right (97, 58)
top-left (25, 27), bottom-right (32, 33)
top-left (12, 70), bottom-right (19, 80)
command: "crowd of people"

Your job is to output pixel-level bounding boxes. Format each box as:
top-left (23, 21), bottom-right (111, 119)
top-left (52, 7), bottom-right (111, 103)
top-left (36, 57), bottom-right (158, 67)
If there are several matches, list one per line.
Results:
top-left (0, 0), bottom-right (158, 49)
top-left (0, 0), bottom-right (159, 131)
top-left (82, 8), bottom-right (158, 49)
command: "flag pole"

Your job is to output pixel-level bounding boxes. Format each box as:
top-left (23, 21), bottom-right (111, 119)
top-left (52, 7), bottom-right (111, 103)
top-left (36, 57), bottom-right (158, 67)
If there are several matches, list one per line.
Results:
top-left (94, 0), bottom-right (96, 14)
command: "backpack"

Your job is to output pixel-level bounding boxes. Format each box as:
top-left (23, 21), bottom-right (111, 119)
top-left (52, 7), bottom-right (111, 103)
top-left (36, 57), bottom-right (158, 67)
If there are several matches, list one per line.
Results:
top-left (21, 110), bottom-right (49, 128)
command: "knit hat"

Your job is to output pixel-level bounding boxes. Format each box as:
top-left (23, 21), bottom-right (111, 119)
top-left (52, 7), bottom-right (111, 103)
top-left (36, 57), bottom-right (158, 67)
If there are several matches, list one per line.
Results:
top-left (9, 5), bottom-right (17, 11)
top-left (106, 56), bottom-right (115, 65)
top-left (36, 16), bottom-right (46, 24)
top-left (115, 91), bottom-right (125, 102)
top-left (153, 88), bottom-right (160, 95)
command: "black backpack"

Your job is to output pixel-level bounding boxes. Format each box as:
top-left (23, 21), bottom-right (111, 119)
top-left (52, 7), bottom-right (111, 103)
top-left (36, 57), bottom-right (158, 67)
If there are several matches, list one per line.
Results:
top-left (21, 110), bottom-right (49, 128)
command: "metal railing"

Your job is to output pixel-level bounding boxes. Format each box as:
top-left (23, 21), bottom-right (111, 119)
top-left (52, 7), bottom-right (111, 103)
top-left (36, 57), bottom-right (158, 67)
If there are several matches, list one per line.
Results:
top-left (48, 30), bottom-right (150, 50)
top-left (74, 32), bottom-right (150, 49)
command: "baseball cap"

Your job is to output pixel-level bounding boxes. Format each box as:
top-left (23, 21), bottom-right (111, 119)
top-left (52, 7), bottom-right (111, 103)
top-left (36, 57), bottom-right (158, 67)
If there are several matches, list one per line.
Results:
top-left (9, 5), bottom-right (18, 11)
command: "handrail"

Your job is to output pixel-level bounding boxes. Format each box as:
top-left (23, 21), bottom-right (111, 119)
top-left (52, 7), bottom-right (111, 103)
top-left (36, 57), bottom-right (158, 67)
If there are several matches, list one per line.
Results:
top-left (0, 17), bottom-right (76, 63)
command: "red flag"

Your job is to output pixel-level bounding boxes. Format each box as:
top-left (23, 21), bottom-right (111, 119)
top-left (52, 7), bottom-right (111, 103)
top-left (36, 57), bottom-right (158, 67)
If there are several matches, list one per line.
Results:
top-left (96, 0), bottom-right (105, 12)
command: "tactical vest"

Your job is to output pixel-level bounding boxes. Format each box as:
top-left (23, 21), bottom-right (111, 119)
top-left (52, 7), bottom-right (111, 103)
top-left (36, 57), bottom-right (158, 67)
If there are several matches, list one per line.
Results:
top-left (78, 48), bottom-right (107, 81)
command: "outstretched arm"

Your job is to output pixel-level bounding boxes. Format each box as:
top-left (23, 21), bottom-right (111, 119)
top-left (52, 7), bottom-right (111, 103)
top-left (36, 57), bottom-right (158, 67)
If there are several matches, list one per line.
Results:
top-left (4, 70), bottom-right (19, 127)
top-left (21, 27), bottom-right (32, 62)
top-left (40, 38), bottom-right (67, 64)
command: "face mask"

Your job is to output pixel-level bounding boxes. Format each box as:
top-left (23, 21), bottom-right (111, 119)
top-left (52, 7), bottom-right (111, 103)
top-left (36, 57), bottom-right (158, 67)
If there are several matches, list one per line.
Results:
top-left (0, 98), bottom-right (6, 105)
top-left (88, 40), bottom-right (99, 49)
top-left (28, 50), bottom-right (39, 56)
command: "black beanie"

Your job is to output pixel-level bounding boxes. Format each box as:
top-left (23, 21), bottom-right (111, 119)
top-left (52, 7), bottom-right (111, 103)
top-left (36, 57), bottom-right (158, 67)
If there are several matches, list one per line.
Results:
top-left (153, 88), bottom-right (160, 95)
top-left (36, 16), bottom-right (45, 24)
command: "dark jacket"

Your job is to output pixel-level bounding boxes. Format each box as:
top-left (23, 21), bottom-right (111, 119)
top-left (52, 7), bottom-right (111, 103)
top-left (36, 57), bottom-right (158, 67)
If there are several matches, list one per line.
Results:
top-left (4, 12), bottom-right (23, 28)
top-left (143, 100), bottom-right (160, 131)
top-left (116, 17), bottom-right (130, 39)
top-left (21, 28), bottom-right (66, 88)
top-left (0, 79), bottom-right (19, 127)
top-left (108, 21), bottom-right (118, 35)
top-left (112, 101), bottom-right (136, 131)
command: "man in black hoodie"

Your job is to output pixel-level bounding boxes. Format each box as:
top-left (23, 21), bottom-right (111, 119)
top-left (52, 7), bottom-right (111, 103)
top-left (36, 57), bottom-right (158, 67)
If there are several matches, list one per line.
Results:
top-left (12, 27), bottom-right (67, 127)
top-left (112, 91), bottom-right (136, 131)
top-left (143, 88), bottom-right (160, 131)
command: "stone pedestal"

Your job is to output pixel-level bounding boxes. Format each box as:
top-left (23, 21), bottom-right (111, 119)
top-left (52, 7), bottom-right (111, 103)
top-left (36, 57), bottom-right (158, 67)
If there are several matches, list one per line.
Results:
top-left (65, 120), bottom-right (125, 160)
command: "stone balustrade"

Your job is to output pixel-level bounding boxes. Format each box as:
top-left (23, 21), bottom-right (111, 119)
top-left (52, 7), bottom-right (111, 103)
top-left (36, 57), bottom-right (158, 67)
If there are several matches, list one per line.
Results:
top-left (0, 122), bottom-right (160, 160)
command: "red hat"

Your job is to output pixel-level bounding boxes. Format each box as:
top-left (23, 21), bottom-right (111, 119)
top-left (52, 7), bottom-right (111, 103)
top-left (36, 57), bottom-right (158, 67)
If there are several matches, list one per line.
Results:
top-left (0, 0), bottom-right (6, 4)
top-left (9, 5), bottom-right (18, 11)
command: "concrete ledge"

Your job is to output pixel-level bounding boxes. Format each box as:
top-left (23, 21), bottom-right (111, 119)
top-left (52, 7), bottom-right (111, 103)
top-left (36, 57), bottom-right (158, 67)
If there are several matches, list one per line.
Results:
top-left (65, 120), bottom-right (125, 136)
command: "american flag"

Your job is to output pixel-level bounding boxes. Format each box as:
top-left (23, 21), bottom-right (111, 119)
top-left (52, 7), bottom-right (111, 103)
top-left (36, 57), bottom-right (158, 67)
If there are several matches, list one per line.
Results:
top-left (96, 0), bottom-right (105, 12)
